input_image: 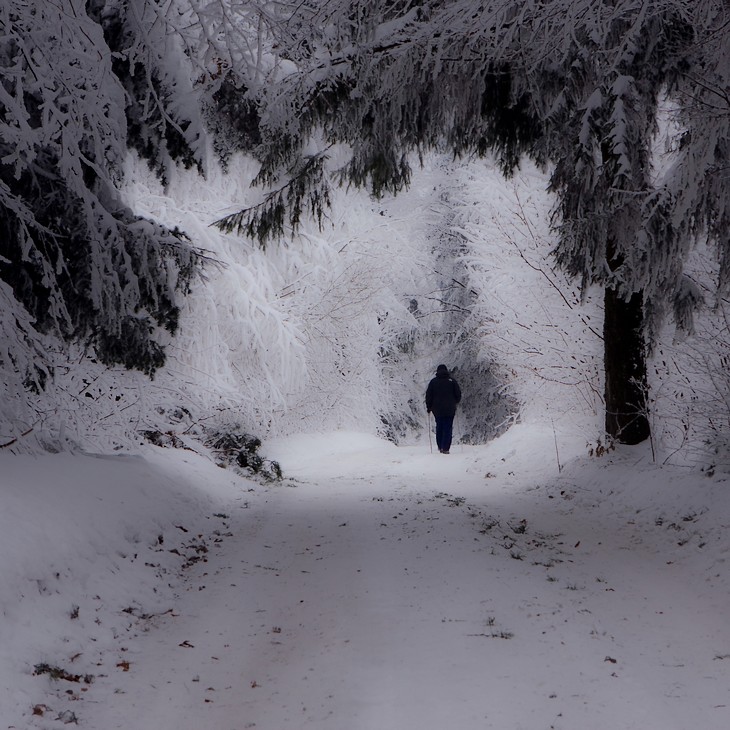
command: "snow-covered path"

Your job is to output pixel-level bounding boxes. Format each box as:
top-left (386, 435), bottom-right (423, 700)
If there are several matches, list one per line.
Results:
top-left (81, 431), bottom-right (729, 730)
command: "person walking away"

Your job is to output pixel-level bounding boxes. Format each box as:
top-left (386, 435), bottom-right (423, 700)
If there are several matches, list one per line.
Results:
top-left (425, 364), bottom-right (462, 454)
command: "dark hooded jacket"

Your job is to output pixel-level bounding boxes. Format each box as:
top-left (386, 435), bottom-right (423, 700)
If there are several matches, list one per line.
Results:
top-left (425, 365), bottom-right (461, 418)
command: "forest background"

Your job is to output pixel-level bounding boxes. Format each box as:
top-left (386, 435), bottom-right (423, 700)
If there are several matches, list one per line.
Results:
top-left (1, 0), bottom-right (729, 470)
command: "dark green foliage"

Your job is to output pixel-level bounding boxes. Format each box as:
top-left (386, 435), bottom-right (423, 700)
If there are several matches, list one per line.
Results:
top-left (96, 318), bottom-right (166, 375)
top-left (203, 73), bottom-right (261, 170)
top-left (141, 428), bottom-right (281, 481)
top-left (33, 663), bottom-right (93, 684)
top-left (544, 8), bottom-right (695, 296)
top-left (236, 449), bottom-right (264, 472)
top-left (475, 67), bottom-right (543, 174)
top-left (0, 0), bottom-right (206, 379)
top-left (126, 101), bottom-right (201, 185)
top-left (206, 430), bottom-right (282, 481)
top-left (214, 152), bottom-right (331, 245)
top-left (141, 430), bottom-right (186, 448)
top-left (209, 431), bottom-right (261, 455)
top-left (338, 148), bottom-right (412, 199)
top-left (0, 143), bottom-right (198, 376)
top-left (87, 1), bottom-right (203, 185)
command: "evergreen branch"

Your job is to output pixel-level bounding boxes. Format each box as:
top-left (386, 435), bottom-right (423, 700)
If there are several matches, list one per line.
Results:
top-left (212, 150), bottom-right (332, 245)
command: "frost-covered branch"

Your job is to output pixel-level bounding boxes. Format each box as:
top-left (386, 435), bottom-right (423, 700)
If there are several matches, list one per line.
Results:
top-left (235, 0), bottom-right (727, 318)
top-left (0, 0), bottom-right (206, 377)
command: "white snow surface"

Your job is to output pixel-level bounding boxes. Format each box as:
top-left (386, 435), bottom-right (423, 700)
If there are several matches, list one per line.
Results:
top-left (2, 425), bottom-right (728, 729)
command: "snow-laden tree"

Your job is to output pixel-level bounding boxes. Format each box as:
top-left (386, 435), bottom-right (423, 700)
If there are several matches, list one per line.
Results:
top-left (0, 0), bottom-right (275, 382)
top-left (216, 0), bottom-right (729, 445)
top-left (86, 0), bottom-right (272, 177)
top-left (0, 0), bottom-right (207, 377)
top-left (645, 3), bottom-right (730, 320)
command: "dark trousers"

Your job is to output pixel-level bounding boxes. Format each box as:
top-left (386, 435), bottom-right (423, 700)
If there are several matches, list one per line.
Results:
top-left (434, 415), bottom-right (454, 453)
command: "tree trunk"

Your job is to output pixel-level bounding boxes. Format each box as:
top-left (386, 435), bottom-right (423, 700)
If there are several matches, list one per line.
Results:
top-left (603, 287), bottom-right (650, 444)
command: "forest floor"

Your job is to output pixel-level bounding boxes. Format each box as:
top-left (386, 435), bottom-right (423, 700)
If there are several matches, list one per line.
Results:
top-left (4, 425), bottom-right (729, 730)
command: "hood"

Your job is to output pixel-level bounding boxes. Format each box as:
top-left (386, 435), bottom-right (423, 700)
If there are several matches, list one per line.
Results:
top-left (436, 364), bottom-right (450, 378)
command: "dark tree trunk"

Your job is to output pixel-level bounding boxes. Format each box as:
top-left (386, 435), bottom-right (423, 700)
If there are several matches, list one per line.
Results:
top-left (603, 287), bottom-right (650, 444)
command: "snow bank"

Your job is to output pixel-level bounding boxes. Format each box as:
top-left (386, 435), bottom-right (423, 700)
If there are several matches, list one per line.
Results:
top-left (0, 446), bottom-right (251, 725)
